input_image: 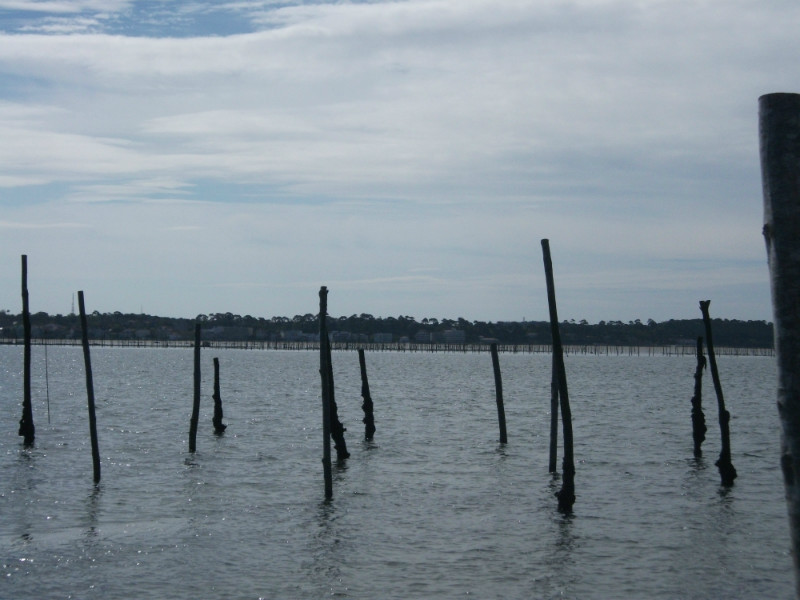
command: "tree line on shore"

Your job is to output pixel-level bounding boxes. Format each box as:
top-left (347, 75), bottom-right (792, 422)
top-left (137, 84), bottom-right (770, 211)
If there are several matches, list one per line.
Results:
top-left (0, 309), bottom-right (774, 348)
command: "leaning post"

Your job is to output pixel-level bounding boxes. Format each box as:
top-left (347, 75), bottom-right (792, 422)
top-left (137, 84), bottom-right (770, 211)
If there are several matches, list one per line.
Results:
top-left (760, 91), bottom-right (800, 594)
top-left (699, 300), bottom-right (737, 486)
top-left (212, 357), bottom-right (227, 434)
top-left (541, 239), bottom-right (576, 513)
top-left (358, 348), bottom-right (376, 440)
top-left (490, 343), bottom-right (508, 444)
top-left (690, 336), bottom-right (708, 458)
top-left (78, 291), bottom-right (101, 484)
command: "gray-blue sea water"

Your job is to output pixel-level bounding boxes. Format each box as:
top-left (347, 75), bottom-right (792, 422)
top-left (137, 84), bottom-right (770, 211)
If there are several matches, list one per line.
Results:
top-left (0, 346), bottom-right (792, 599)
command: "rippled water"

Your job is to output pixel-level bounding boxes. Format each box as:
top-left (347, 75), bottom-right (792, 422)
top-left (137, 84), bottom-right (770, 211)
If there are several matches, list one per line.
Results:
top-left (0, 346), bottom-right (793, 599)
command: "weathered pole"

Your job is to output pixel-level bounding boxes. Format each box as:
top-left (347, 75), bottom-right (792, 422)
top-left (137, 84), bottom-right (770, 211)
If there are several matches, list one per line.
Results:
top-left (541, 239), bottom-right (575, 513)
top-left (759, 91), bottom-right (800, 594)
top-left (490, 343), bottom-right (508, 444)
top-left (18, 254), bottom-right (35, 446)
top-left (690, 336), bottom-right (707, 458)
top-left (189, 323), bottom-right (201, 453)
top-left (548, 352), bottom-right (559, 473)
top-left (212, 357), bottom-right (227, 434)
top-left (325, 312), bottom-right (349, 460)
top-left (358, 348), bottom-right (376, 440)
top-left (699, 300), bottom-right (737, 485)
top-left (78, 291), bottom-right (101, 484)
top-left (319, 287), bottom-right (333, 499)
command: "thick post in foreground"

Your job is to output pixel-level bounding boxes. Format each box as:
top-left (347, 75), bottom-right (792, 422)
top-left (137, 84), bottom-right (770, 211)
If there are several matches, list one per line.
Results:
top-left (690, 336), bottom-right (707, 458)
top-left (760, 91), bottom-right (800, 594)
top-left (19, 255), bottom-right (35, 446)
top-left (358, 348), bottom-right (376, 440)
top-left (541, 239), bottom-right (575, 513)
top-left (78, 291), bottom-right (101, 484)
top-left (189, 323), bottom-right (201, 453)
top-left (319, 287), bottom-right (333, 499)
top-left (699, 301), bottom-right (737, 486)
top-left (212, 357), bottom-right (227, 434)
top-left (490, 343), bottom-right (508, 444)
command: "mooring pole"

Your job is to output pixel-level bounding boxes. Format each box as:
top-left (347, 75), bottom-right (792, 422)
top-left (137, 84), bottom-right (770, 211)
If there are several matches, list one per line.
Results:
top-left (690, 336), bottom-right (707, 458)
top-left (18, 254), bottom-right (35, 446)
top-left (78, 291), bottom-right (101, 484)
top-left (699, 301), bottom-right (737, 485)
top-left (319, 287), bottom-right (333, 499)
top-left (541, 239), bottom-right (575, 513)
top-left (212, 357), bottom-right (227, 434)
top-left (358, 348), bottom-right (376, 440)
top-left (189, 322), bottom-right (201, 453)
top-left (325, 314), bottom-right (349, 461)
top-left (759, 91), bottom-right (800, 594)
top-left (490, 343), bottom-right (508, 444)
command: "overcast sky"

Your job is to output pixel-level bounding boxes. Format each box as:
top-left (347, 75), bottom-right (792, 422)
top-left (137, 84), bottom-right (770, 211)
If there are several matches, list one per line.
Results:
top-left (0, 0), bottom-right (795, 323)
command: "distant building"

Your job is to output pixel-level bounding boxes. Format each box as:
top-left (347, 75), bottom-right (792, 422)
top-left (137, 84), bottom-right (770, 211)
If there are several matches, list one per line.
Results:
top-left (414, 331), bottom-right (433, 343)
top-left (443, 329), bottom-right (466, 344)
top-left (372, 332), bottom-right (392, 343)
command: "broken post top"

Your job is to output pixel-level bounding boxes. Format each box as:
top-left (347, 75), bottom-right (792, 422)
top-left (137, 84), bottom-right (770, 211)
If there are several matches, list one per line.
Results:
top-left (319, 286), bottom-right (328, 315)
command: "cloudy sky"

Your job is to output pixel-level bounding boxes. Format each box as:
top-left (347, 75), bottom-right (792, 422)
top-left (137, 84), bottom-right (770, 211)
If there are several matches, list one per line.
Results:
top-left (0, 0), bottom-right (795, 323)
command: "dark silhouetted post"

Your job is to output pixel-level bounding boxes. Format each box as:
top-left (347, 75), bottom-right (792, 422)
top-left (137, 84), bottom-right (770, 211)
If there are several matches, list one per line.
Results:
top-left (548, 353), bottom-right (559, 473)
top-left (490, 343), bottom-right (508, 444)
top-left (699, 301), bottom-right (736, 485)
top-left (212, 357), bottom-right (227, 434)
top-left (319, 287), bottom-right (333, 499)
top-left (760, 91), bottom-right (800, 593)
top-left (189, 323), bottom-right (201, 453)
top-left (78, 291), bottom-right (101, 484)
top-left (542, 239), bottom-right (575, 513)
top-left (358, 348), bottom-right (376, 440)
top-left (690, 336), bottom-right (707, 458)
top-left (18, 254), bottom-right (35, 446)
top-left (324, 308), bottom-right (349, 461)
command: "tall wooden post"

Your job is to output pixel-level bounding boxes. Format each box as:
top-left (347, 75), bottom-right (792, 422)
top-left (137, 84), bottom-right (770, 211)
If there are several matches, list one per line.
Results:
top-left (358, 348), bottom-right (376, 440)
top-left (212, 357), bottom-right (227, 434)
top-left (189, 323), bottom-right (201, 453)
top-left (541, 239), bottom-right (575, 513)
top-left (319, 287), bottom-right (333, 499)
top-left (78, 291), bottom-right (101, 484)
top-left (18, 254), bottom-right (35, 446)
top-left (690, 336), bottom-right (707, 458)
top-left (699, 301), bottom-right (737, 485)
top-left (490, 343), bottom-right (508, 444)
top-left (760, 91), bottom-right (800, 593)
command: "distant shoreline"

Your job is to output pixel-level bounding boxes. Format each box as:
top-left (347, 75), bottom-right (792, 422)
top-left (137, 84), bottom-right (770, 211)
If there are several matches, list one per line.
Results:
top-left (0, 338), bottom-right (774, 357)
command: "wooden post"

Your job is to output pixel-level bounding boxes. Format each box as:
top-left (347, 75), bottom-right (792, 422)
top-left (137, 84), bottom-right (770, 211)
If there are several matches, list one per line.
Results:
top-left (325, 308), bottom-right (349, 461)
top-left (760, 91), bottom-right (800, 593)
top-left (548, 352), bottom-right (559, 473)
top-left (18, 254), bottom-right (35, 446)
top-left (690, 336), bottom-right (707, 458)
top-left (699, 301), bottom-right (737, 485)
top-left (490, 343), bottom-right (508, 444)
top-left (358, 348), bottom-right (376, 440)
top-left (189, 323), bottom-right (201, 453)
top-left (78, 291), bottom-right (101, 484)
top-left (541, 239), bottom-right (575, 513)
top-left (319, 287), bottom-right (333, 499)
top-left (212, 357), bottom-right (227, 434)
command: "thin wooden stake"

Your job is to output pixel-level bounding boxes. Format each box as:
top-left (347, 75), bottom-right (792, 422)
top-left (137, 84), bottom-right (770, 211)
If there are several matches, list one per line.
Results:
top-left (78, 291), bottom-right (101, 484)
top-left (358, 348), bottom-right (376, 440)
top-left (699, 300), bottom-right (737, 485)
top-left (542, 239), bottom-right (575, 513)
top-left (490, 343), bottom-right (508, 444)
top-left (690, 336), bottom-right (707, 458)
top-left (189, 323), bottom-right (201, 453)
top-left (18, 254), bottom-right (35, 446)
top-left (212, 357), bottom-right (227, 434)
top-left (319, 287), bottom-right (333, 499)
top-left (45, 343), bottom-right (51, 424)
top-left (760, 91), bottom-right (800, 594)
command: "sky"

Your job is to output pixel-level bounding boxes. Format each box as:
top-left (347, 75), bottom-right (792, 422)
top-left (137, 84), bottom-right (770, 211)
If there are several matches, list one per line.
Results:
top-left (0, 0), bottom-right (796, 324)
